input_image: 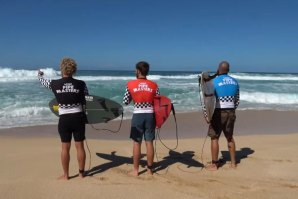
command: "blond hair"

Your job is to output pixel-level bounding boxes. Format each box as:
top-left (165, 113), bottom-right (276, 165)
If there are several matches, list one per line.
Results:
top-left (60, 57), bottom-right (77, 76)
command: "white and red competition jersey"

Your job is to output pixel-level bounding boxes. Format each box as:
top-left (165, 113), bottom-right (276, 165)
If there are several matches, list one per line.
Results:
top-left (123, 78), bottom-right (159, 113)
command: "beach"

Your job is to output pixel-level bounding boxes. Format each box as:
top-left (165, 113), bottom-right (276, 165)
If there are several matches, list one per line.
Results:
top-left (1, 0), bottom-right (298, 198)
top-left (1, 110), bottom-right (298, 199)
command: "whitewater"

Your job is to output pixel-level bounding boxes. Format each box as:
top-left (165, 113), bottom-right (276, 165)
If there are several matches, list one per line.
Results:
top-left (0, 67), bottom-right (298, 129)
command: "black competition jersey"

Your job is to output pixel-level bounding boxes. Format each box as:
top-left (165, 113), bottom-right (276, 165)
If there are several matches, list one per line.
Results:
top-left (38, 75), bottom-right (89, 115)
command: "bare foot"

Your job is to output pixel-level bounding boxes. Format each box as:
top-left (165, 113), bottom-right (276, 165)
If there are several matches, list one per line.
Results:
top-left (79, 173), bottom-right (85, 178)
top-left (57, 175), bottom-right (69, 180)
top-left (229, 163), bottom-right (237, 169)
top-left (128, 170), bottom-right (139, 177)
top-left (205, 163), bottom-right (218, 171)
top-left (79, 169), bottom-right (85, 178)
top-left (147, 169), bottom-right (153, 175)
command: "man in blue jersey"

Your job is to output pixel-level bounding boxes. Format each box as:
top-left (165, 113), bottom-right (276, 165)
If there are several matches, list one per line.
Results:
top-left (206, 61), bottom-right (240, 171)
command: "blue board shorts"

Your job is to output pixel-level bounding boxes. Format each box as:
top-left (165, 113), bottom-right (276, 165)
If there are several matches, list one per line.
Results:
top-left (130, 113), bottom-right (156, 142)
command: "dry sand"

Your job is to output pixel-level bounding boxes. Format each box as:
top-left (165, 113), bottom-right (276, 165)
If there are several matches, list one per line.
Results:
top-left (0, 111), bottom-right (298, 199)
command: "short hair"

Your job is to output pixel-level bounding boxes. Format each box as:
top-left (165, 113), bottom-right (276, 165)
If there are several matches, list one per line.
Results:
top-left (136, 61), bottom-right (150, 76)
top-left (60, 57), bottom-right (77, 76)
top-left (218, 61), bottom-right (230, 74)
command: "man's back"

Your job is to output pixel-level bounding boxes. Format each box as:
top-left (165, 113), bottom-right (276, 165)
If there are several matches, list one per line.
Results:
top-left (124, 78), bottom-right (159, 113)
top-left (213, 74), bottom-right (239, 109)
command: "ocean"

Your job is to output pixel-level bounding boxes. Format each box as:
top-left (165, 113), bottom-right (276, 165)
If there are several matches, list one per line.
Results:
top-left (0, 67), bottom-right (298, 129)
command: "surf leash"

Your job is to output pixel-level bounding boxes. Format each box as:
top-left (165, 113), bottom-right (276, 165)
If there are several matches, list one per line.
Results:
top-left (156, 103), bottom-right (179, 151)
top-left (154, 103), bottom-right (179, 175)
top-left (85, 138), bottom-right (92, 173)
top-left (89, 112), bottom-right (124, 133)
top-left (153, 138), bottom-right (170, 175)
top-left (174, 74), bottom-right (209, 174)
top-left (198, 73), bottom-right (209, 167)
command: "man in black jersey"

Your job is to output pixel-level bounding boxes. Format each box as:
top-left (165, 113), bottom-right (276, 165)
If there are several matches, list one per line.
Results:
top-left (38, 58), bottom-right (88, 180)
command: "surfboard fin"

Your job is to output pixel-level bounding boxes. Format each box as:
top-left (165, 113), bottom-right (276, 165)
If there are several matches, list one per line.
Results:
top-left (110, 108), bottom-right (122, 117)
top-left (97, 99), bottom-right (109, 111)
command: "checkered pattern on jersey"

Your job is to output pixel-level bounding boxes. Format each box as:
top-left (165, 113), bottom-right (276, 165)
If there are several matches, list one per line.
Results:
top-left (59, 103), bottom-right (81, 109)
top-left (203, 106), bottom-right (208, 119)
top-left (123, 87), bottom-right (132, 105)
top-left (218, 96), bottom-right (235, 103)
top-left (38, 76), bottom-right (51, 89)
top-left (156, 88), bottom-right (160, 95)
top-left (235, 89), bottom-right (240, 108)
top-left (134, 102), bottom-right (153, 109)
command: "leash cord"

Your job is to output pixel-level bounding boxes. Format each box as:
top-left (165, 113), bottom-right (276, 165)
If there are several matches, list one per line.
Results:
top-left (198, 74), bottom-right (208, 166)
top-left (153, 104), bottom-right (178, 175)
top-left (89, 112), bottom-right (123, 133)
top-left (156, 104), bottom-right (179, 151)
top-left (85, 138), bottom-right (92, 172)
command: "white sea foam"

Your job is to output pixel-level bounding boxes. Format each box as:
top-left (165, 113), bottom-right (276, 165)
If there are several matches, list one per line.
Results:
top-left (1, 67), bottom-right (298, 129)
top-left (0, 106), bottom-right (57, 129)
top-left (77, 74), bottom-right (198, 81)
top-left (148, 74), bottom-right (198, 80)
top-left (240, 91), bottom-right (298, 104)
top-left (231, 73), bottom-right (298, 81)
top-left (77, 76), bottom-right (134, 81)
top-left (0, 67), bottom-right (200, 82)
top-left (0, 67), bottom-right (60, 82)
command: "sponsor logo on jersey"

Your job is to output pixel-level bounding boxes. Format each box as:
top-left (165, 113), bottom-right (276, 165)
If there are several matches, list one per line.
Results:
top-left (218, 77), bottom-right (238, 86)
top-left (56, 83), bottom-right (80, 93)
top-left (133, 82), bottom-right (153, 93)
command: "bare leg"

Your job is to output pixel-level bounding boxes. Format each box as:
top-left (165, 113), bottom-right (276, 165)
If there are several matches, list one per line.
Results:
top-left (145, 141), bottom-right (154, 175)
top-left (227, 137), bottom-right (236, 168)
top-left (131, 141), bottom-right (141, 176)
top-left (206, 138), bottom-right (219, 171)
top-left (211, 138), bottom-right (219, 163)
top-left (75, 141), bottom-right (86, 178)
top-left (58, 142), bottom-right (71, 180)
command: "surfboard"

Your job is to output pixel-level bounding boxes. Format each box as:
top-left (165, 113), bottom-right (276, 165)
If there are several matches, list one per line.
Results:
top-left (154, 95), bottom-right (173, 129)
top-left (199, 72), bottom-right (216, 123)
top-left (49, 95), bottom-right (123, 124)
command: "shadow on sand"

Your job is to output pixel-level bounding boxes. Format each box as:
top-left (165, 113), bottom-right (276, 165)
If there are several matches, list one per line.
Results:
top-left (86, 147), bottom-right (254, 175)
top-left (219, 147), bottom-right (255, 166)
top-left (87, 150), bottom-right (204, 176)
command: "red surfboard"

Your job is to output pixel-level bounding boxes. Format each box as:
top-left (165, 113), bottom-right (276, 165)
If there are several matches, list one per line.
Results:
top-left (154, 96), bottom-right (173, 129)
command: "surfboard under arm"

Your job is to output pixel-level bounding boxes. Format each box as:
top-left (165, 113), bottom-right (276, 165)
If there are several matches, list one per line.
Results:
top-left (199, 72), bottom-right (216, 123)
top-left (49, 95), bottom-right (123, 124)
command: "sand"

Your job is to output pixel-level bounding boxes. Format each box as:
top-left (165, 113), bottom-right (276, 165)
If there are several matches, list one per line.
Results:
top-left (0, 110), bottom-right (298, 199)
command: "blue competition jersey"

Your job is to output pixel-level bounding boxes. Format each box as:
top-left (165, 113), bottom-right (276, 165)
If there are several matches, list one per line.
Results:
top-left (213, 74), bottom-right (240, 109)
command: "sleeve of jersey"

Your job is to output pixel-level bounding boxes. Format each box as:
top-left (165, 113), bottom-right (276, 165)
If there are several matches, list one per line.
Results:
top-left (38, 75), bottom-right (52, 90)
top-left (84, 84), bottom-right (89, 96)
top-left (123, 87), bottom-right (132, 105)
top-left (156, 87), bottom-right (160, 96)
top-left (83, 83), bottom-right (89, 107)
top-left (235, 88), bottom-right (240, 109)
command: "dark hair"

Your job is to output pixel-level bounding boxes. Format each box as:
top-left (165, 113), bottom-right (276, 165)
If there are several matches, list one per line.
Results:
top-left (218, 61), bottom-right (230, 74)
top-left (219, 61), bottom-right (230, 68)
top-left (136, 61), bottom-right (150, 76)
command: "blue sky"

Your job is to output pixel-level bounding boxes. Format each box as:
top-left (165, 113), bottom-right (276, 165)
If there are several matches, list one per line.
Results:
top-left (0, 0), bottom-right (297, 72)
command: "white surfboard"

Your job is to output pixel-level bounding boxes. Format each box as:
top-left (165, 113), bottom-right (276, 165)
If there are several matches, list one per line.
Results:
top-left (199, 72), bottom-right (216, 123)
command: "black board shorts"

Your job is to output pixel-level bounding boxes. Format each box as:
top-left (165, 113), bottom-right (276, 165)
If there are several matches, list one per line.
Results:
top-left (58, 112), bottom-right (86, 143)
top-left (208, 109), bottom-right (236, 140)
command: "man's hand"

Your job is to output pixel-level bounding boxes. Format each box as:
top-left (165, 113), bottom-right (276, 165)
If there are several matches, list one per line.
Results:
top-left (38, 70), bottom-right (44, 76)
